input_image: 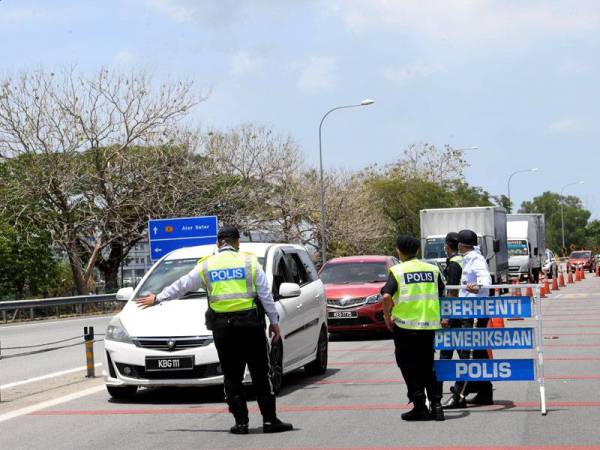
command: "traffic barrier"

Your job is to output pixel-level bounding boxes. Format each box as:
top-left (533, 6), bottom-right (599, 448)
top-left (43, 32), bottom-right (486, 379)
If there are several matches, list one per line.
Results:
top-left (0, 328), bottom-right (104, 401)
top-left (436, 284), bottom-right (547, 415)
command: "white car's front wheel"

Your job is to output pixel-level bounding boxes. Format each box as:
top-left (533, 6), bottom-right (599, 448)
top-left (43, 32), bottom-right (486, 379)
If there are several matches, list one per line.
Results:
top-left (106, 385), bottom-right (138, 400)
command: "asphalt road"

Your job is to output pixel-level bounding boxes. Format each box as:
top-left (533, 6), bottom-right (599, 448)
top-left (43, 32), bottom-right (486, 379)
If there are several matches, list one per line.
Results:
top-left (0, 316), bottom-right (110, 386)
top-left (2, 276), bottom-right (600, 449)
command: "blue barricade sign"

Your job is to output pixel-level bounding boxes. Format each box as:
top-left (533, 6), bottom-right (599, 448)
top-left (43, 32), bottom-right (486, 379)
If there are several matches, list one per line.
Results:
top-left (435, 358), bottom-right (535, 381)
top-left (435, 327), bottom-right (535, 350)
top-left (148, 216), bottom-right (218, 261)
top-left (440, 296), bottom-right (532, 319)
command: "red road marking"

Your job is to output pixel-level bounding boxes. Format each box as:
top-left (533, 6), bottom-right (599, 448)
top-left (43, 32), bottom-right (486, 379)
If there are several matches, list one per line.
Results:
top-left (31, 401), bottom-right (600, 416)
top-left (544, 344), bottom-right (600, 348)
top-left (544, 332), bottom-right (600, 336)
top-left (230, 447), bottom-right (600, 450)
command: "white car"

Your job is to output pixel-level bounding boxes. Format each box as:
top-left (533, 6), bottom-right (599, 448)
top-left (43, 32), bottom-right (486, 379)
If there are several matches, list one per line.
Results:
top-left (104, 243), bottom-right (328, 399)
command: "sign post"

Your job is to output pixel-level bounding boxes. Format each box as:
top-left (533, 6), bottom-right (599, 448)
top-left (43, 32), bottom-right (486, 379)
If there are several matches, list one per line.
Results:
top-left (435, 284), bottom-right (546, 415)
top-left (148, 216), bottom-right (218, 261)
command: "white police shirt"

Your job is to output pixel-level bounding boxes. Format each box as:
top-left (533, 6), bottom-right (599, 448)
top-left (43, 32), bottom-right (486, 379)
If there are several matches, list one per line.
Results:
top-left (155, 248), bottom-right (279, 324)
top-left (459, 248), bottom-right (492, 298)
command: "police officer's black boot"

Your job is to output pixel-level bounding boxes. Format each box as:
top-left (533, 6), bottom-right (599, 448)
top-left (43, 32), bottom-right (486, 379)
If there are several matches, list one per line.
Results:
top-left (228, 395), bottom-right (249, 434)
top-left (257, 395), bottom-right (293, 433)
top-left (263, 417), bottom-right (294, 433)
top-left (427, 380), bottom-right (444, 421)
top-left (401, 399), bottom-right (430, 421)
top-left (468, 383), bottom-right (494, 405)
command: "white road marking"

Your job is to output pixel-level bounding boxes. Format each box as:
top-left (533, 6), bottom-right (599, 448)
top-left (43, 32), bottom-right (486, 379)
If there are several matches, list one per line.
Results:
top-left (0, 385), bottom-right (105, 424)
top-left (0, 315), bottom-right (112, 330)
top-left (0, 364), bottom-right (102, 390)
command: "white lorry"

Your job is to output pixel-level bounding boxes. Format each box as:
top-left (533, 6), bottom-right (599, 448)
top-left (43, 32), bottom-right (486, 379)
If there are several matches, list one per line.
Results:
top-left (507, 213), bottom-right (546, 282)
top-left (420, 206), bottom-right (509, 284)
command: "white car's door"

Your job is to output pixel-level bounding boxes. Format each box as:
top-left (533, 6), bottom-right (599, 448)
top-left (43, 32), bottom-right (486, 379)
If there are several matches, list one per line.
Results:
top-left (270, 249), bottom-right (305, 366)
top-left (281, 249), bottom-right (323, 362)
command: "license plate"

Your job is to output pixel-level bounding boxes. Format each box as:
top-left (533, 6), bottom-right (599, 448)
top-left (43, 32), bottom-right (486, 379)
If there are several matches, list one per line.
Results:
top-left (328, 311), bottom-right (358, 319)
top-left (145, 356), bottom-right (194, 372)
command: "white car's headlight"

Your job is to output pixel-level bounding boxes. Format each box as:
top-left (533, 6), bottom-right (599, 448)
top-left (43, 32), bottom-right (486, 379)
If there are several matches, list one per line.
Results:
top-left (366, 294), bottom-right (383, 304)
top-left (106, 318), bottom-right (133, 344)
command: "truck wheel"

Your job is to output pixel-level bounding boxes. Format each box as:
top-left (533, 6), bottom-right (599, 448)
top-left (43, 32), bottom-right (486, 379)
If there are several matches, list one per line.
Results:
top-left (305, 327), bottom-right (328, 376)
top-left (106, 385), bottom-right (137, 400)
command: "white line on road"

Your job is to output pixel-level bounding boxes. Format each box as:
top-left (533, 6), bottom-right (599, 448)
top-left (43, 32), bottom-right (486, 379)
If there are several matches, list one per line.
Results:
top-left (0, 364), bottom-right (102, 390)
top-left (0, 385), bottom-right (105, 424)
top-left (0, 315), bottom-right (112, 330)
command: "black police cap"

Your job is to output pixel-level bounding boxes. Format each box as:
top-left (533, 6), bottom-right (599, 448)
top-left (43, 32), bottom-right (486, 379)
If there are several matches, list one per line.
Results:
top-left (457, 229), bottom-right (478, 246)
top-left (217, 225), bottom-right (240, 240)
top-left (445, 232), bottom-right (459, 247)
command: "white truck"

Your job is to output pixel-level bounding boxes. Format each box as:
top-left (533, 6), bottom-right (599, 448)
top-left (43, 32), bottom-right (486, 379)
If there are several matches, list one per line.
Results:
top-left (507, 213), bottom-right (546, 282)
top-left (420, 206), bottom-right (509, 284)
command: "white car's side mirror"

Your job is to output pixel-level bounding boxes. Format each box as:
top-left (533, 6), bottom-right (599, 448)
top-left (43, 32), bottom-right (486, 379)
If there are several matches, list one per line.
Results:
top-left (279, 282), bottom-right (301, 299)
top-left (116, 287), bottom-right (134, 302)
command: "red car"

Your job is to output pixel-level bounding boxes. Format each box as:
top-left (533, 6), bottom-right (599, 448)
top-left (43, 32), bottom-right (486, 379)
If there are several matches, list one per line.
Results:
top-left (569, 250), bottom-right (594, 273)
top-left (319, 255), bottom-right (398, 334)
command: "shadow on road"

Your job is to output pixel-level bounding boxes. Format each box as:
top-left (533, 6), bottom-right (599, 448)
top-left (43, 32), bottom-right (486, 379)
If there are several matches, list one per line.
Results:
top-left (107, 368), bottom-right (341, 405)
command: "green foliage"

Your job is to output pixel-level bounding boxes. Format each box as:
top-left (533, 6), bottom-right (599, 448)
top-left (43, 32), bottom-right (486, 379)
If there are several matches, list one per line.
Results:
top-left (0, 220), bottom-right (72, 299)
top-left (585, 220), bottom-right (600, 252)
top-left (519, 191), bottom-right (591, 253)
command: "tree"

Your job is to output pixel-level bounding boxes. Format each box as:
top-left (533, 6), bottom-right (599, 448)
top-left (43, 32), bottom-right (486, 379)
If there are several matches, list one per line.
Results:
top-left (0, 218), bottom-right (65, 299)
top-left (0, 68), bottom-right (205, 293)
top-left (585, 220), bottom-right (600, 252)
top-left (519, 191), bottom-right (590, 252)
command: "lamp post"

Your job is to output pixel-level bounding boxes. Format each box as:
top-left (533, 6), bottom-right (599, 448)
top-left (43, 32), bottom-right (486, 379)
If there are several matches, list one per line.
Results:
top-left (561, 181), bottom-right (585, 249)
top-left (319, 99), bottom-right (374, 264)
top-left (507, 168), bottom-right (538, 213)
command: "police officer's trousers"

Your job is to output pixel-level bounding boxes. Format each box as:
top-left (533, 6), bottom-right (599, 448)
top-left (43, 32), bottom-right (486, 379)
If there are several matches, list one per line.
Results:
top-left (393, 326), bottom-right (441, 404)
top-left (445, 318), bottom-right (493, 396)
top-left (213, 324), bottom-right (276, 424)
top-left (438, 319), bottom-right (472, 395)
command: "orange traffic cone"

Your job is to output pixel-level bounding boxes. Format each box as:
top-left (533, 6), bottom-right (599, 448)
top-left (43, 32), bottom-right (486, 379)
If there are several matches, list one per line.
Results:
top-left (568, 270), bottom-right (574, 284)
top-left (576, 267), bottom-right (582, 281)
top-left (512, 279), bottom-right (522, 296)
top-left (544, 274), bottom-right (551, 292)
top-left (596, 265), bottom-right (600, 277)
top-left (526, 286), bottom-right (534, 298)
top-left (559, 272), bottom-right (565, 287)
top-left (539, 282), bottom-right (546, 298)
top-left (552, 275), bottom-right (559, 291)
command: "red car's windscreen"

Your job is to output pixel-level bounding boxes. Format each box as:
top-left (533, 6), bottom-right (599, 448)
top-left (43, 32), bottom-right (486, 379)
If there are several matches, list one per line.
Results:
top-left (320, 262), bottom-right (388, 284)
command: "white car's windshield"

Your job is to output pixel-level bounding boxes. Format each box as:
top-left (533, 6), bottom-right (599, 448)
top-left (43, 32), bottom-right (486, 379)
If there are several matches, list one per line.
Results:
top-left (137, 258), bottom-right (206, 299)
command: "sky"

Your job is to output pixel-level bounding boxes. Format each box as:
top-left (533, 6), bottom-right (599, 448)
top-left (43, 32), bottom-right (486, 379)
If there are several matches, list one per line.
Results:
top-left (1, 0), bottom-right (599, 216)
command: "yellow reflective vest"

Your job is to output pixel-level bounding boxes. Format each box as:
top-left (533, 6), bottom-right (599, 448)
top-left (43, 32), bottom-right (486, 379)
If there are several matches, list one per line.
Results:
top-left (198, 250), bottom-right (258, 313)
top-left (449, 254), bottom-right (463, 268)
top-left (390, 259), bottom-right (441, 330)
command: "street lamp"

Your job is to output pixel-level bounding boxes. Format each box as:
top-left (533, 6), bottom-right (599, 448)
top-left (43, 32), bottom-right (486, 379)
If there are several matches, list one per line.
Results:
top-left (561, 181), bottom-right (585, 249)
top-left (318, 99), bottom-right (375, 264)
top-left (507, 168), bottom-right (538, 213)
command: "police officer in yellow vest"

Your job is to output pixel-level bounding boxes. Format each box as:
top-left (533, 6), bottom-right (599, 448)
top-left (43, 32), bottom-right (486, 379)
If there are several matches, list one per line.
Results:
top-left (136, 225), bottom-right (293, 434)
top-left (382, 235), bottom-right (446, 421)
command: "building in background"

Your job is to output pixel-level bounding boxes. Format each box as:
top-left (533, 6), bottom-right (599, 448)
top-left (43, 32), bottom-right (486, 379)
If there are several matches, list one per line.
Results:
top-left (120, 240), bottom-right (152, 287)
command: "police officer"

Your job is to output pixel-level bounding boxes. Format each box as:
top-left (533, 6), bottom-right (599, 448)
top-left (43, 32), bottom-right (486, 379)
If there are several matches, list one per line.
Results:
top-left (136, 225), bottom-right (293, 434)
top-left (444, 229), bottom-right (494, 407)
top-left (437, 232), bottom-right (470, 408)
top-left (382, 235), bottom-right (445, 421)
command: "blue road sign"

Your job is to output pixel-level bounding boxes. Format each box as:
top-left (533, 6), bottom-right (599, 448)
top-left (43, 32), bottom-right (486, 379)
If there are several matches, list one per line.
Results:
top-left (435, 327), bottom-right (535, 350)
top-left (440, 296), bottom-right (532, 319)
top-left (148, 216), bottom-right (218, 261)
top-left (435, 359), bottom-right (535, 382)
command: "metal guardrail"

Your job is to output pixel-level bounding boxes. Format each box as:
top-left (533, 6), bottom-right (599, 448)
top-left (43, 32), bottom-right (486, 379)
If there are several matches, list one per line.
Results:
top-left (0, 294), bottom-right (118, 324)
